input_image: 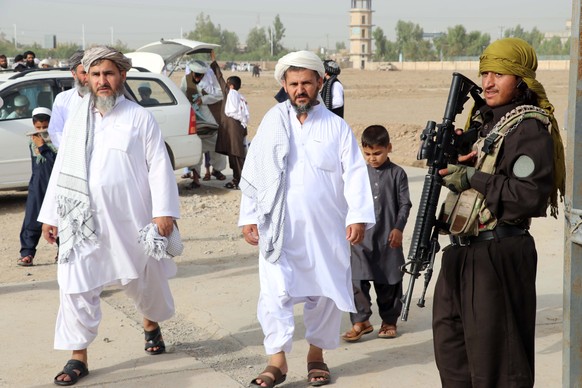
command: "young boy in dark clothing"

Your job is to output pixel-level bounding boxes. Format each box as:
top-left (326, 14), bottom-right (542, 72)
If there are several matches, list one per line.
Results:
top-left (17, 107), bottom-right (57, 266)
top-left (342, 125), bottom-right (412, 341)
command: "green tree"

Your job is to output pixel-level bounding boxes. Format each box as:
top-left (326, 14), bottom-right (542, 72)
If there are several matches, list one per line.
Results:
top-left (187, 13), bottom-right (221, 45)
top-left (433, 25), bottom-right (490, 59)
top-left (538, 36), bottom-right (567, 56)
top-left (504, 25), bottom-right (544, 49)
top-left (395, 20), bottom-right (435, 61)
top-left (373, 27), bottom-right (388, 60)
top-left (185, 13), bottom-right (239, 57)
top-left (246, 26), bottom-right (269, 56)
top-left (220, 30), bottom-right (240, 57)
top-left (271, 14), bottom-right (286, 56)
top-left (335, 41), bottom-right (346, 51)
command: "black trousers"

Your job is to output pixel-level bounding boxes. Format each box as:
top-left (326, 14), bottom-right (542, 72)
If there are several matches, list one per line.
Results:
top-left (228, 155), bottom-right (245, 185)
top-left (350, 280), bottom-right (403, 325)
top-left (432, 234), bottom-right (537, 388)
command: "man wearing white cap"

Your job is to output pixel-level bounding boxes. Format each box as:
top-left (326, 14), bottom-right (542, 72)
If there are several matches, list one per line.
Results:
top-left (39, 46), bottom-right (180, 386)
top-left (48, 50), bottom-right (89, 148)
top-left (180, 59), bottom-right (227, 185)
top-left (6, 94), bottom-right (30, 118)
top-left (239, 50), bottom-right (375, 387)
top-left (17, 107), bottom-right (57, 267)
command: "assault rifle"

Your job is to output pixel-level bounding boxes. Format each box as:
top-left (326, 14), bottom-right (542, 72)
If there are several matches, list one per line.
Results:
top-left (400, 72), bottom-right (483, 321)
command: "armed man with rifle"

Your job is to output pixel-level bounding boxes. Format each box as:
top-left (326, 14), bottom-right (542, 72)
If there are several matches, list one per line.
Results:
top-left (416, 38), bottom-right (565, 388)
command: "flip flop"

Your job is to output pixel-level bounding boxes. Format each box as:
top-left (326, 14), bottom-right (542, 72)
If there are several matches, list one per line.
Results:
top-left (17, 255), bottom-right (34, 267)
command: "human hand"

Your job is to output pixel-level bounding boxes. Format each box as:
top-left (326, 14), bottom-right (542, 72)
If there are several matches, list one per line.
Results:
top-left (388, 229), bottom-right (403, 248)
top-left (457, 150), bottom-right (477, 165)
top-left (153, 216), bottom-right (174, 237)
top-left (31, 133), bottom-right (45, 147)
top-left (242, 224), bottom-right (259, 245)
top-left (439, 164), bottom-right (475, 193)
top-left (42, 223), bottom-right (58, 244)
top-left (346, 223), bottom-right (365, 245)
top-left (210, 49), bottom-right (216, 62)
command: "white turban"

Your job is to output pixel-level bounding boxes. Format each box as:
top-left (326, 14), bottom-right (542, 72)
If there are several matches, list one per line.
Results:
top-left (274, 50), bottom-right (325, 85)
top-left (188, 60), bottom-right (208, 74)
top-left (82, 46), bottom-right (132, 72)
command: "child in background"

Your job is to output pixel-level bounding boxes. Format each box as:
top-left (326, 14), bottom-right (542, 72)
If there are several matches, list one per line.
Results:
top-left (342, 125), bottom-right (412, 341)
top-left (210, 49), bottom-right (249, 190)
top-left (17, 107), bottom-right (58, 266)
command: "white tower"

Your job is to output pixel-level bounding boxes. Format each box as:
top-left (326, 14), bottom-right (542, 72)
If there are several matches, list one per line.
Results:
top-left (349, 0), bottom-right (373, 69)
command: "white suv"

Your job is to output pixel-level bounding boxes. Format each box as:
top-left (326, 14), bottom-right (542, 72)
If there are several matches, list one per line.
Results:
top-left (0, 68), bottom-right (202, 191)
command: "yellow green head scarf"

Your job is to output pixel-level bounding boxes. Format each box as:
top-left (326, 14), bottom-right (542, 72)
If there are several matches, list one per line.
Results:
top-left (479, 37), bottom-right (565, 217)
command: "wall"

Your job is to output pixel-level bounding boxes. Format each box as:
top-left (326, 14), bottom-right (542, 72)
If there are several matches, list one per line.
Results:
top-left (367, 60), bottom-right (570, 71)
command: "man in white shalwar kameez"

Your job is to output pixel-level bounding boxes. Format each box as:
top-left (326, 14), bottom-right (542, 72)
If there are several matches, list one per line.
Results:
top-left (47, 50), bottom-right (89, 148)
top-left (239, 50), bottom-right (375, 387)
top-left (39, 47), bottom-right (180, 386)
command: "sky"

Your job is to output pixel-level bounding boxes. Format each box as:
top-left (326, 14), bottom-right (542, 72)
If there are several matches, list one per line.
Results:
top-left (0, 0), bottom-right (573, 52)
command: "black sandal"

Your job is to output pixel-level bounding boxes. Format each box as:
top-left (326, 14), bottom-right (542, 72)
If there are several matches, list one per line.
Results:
top-left (144, 326), bottom-right (166, 355)
top-left (54, 359), bottom-right (89, 386)
top-left (224, 181), bottom-right (239, 190)
top-left (211, 170), bottom-right (227, 180)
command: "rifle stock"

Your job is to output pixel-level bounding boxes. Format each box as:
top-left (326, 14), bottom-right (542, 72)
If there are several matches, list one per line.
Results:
top-left (400, 72), bottom-right (482, 322)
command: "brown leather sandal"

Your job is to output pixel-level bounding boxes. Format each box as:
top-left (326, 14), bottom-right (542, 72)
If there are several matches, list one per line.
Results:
top-left (250, 365), bottom-right (287, 387)
top-left (341, 321), bottom-right (373, 342)
top-left (378, 322), bottom-right (398, 338)
top-left (307, 361), bottom-right (331, 386)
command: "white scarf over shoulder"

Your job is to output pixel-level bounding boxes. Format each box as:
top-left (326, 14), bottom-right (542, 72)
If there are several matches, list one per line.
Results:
top-left (239, 103), bottom-right (290, 263)
top-left (55, 94), bottom-right (97, 262)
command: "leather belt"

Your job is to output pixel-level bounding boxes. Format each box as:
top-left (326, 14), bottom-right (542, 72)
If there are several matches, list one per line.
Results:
top-left (449, 225), bottom-right (529, 247)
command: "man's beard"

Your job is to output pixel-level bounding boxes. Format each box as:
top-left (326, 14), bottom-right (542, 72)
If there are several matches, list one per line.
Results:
top-left (74, 78), bottom-right (90, 97)
top-left (92, 86), bottom-right (124, 114)
top-left (291, 94), bottom-right (318, 115)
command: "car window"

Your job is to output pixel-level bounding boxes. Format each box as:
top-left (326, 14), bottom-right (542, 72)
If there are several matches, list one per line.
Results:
top-left (126, 78), bottom-right (176, 107)
top-left (0, 80), bottom-right (56, 121)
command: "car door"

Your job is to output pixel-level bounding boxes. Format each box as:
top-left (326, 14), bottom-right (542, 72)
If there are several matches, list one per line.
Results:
top-left (0, 78), bottom-right (61, 190)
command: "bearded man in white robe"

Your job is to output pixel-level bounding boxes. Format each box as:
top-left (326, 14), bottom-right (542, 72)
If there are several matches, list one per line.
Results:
top-left (48, 50), bottom-right (89, 148)
top-left (239, 50), bottom-right (375, 387)
top-left (39, 46), bottom-right (180, 386)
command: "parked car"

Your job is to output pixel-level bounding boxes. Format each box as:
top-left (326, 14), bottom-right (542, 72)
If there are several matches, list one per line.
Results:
top-left (0, 67), bottom-right (202, 191)
top-left (126, 38), bottom-right (219, 75)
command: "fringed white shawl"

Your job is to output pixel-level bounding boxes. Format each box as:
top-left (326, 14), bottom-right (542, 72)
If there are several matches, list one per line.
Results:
top-left (55, 94), bottom-right (97, 262)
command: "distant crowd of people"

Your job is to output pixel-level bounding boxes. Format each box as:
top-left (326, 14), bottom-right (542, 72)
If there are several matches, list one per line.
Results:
top-left (0, 50), bottom-right (56, 72)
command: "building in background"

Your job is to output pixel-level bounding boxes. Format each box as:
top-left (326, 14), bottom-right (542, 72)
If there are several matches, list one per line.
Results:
top-left (349, 0), bottom-right (373, 69)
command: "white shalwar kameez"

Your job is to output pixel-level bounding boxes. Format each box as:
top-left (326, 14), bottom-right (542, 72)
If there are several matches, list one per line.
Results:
top-left (47, 88), bottom-right (84, 148)
top-left (239, 102), bottom-right (375, 354)
top-left (39, 96), bottom-right (180, 350)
